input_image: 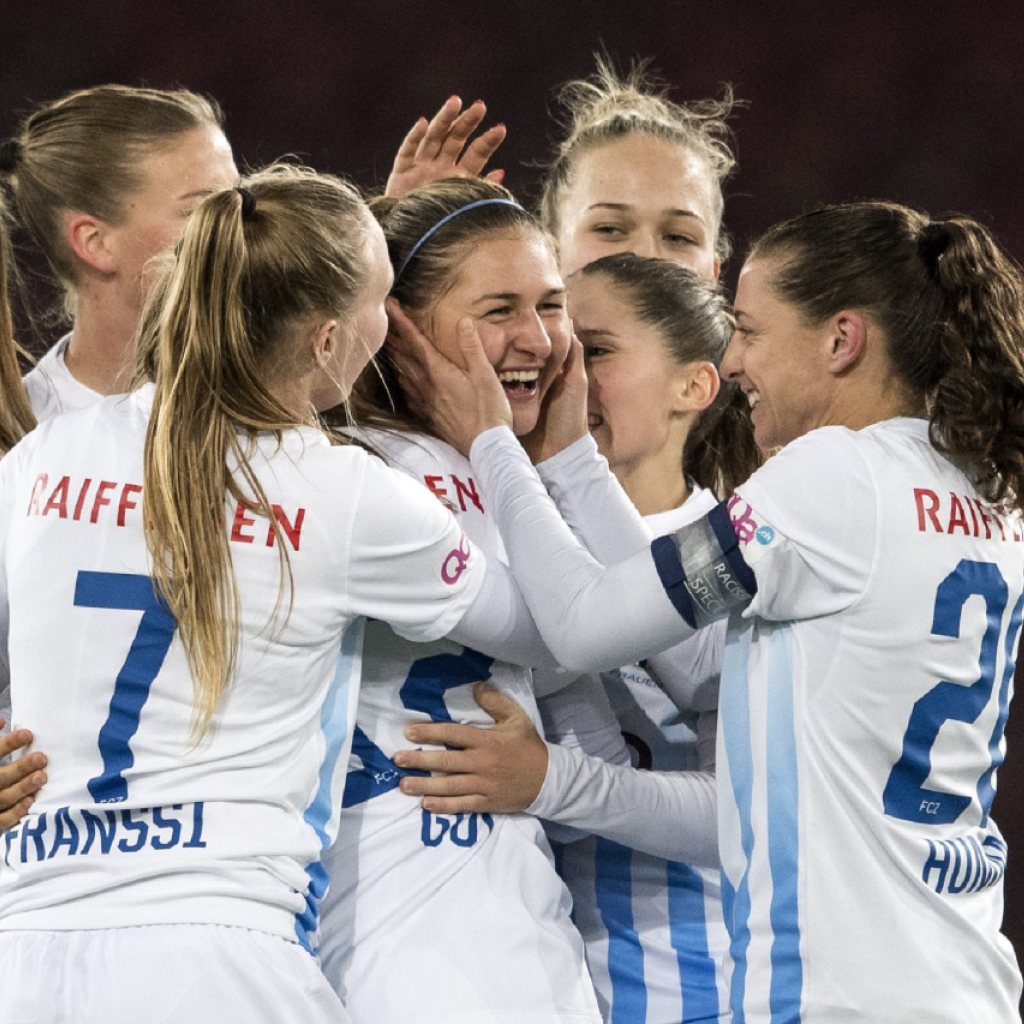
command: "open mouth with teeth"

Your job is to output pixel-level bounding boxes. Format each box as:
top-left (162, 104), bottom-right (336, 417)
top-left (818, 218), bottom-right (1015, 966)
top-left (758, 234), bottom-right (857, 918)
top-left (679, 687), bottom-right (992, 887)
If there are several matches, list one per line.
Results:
top-left (746, 390), bottom-right (760, 411)
top-left (497, 369), bottom-right (541, 400)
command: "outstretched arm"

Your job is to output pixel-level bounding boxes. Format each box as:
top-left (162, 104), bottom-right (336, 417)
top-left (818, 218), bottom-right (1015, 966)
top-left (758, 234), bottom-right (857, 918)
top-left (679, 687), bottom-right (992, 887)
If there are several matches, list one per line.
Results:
top-left (387, 314), bottom-right (755, 671)
top-left (385, 96), bottom-right (506, 198)
top-left (395, 685), bottom-right (718, 867)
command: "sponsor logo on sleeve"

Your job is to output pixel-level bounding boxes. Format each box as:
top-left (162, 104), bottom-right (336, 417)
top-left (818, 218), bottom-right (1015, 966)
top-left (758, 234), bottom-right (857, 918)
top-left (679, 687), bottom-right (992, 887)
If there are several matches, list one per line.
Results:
top-left (441, 533), bottom-right (472, 585)
top-left (728, 493), bottom-right (783, 566)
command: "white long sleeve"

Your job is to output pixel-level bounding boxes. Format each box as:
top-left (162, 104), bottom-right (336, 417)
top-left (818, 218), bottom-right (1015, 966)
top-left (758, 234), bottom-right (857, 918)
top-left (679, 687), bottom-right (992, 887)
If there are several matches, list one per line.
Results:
top-left (535, 434), bottom-right (652, 563)
top-left (445, 555), bottom-right (560, 669)
top-left (468, 427), bottom-right (697, 672)
top-left (528, 741), bottom-right (718, 867)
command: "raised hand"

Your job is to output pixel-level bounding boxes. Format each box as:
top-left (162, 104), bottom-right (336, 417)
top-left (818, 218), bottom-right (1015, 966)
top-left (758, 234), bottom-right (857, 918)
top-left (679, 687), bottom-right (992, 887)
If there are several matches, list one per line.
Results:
top-left (520, 330), bottom-right (590, 463)
top-left (386, 299), bottom-right (512, 453)
top-left (385, 96), bottom-right (507, 198)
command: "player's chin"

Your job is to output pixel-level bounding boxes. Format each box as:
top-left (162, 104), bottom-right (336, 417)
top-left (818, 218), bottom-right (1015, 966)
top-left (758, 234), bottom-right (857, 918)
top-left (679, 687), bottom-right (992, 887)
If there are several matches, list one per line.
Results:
top-left (510, 403), bottom-right (541, 438)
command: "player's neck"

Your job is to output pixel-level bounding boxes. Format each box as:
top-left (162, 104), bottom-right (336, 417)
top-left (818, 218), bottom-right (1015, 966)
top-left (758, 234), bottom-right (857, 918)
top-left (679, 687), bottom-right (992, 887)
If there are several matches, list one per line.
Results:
top-left (65, 292), bottom-right (139, 396)
top-left (824, 381), bottom-right (925, 435)
top-left (613, 455), bottom-right (689, 517)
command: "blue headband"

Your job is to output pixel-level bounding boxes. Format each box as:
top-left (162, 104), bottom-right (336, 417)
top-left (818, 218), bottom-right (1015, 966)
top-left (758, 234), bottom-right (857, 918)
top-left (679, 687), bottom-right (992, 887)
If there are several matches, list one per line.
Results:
top-left (394, 198), bottom-right (525, 283)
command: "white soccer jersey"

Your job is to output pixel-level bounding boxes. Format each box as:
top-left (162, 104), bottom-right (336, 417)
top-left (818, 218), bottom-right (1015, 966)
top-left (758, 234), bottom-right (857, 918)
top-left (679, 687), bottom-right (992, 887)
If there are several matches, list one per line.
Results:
top-left (545, 489), bottom-right (730, 1024)
top-left (23, 335), bottom-right (104, 422)
top-left (465, 422), bottom-right (1023, 1023)
top-left (719, 419), bottom-right (1022, 1023)
top-left (0, 387), bottom-right (484, 952)
top-left (318, 429), bottom-right (599, 1024)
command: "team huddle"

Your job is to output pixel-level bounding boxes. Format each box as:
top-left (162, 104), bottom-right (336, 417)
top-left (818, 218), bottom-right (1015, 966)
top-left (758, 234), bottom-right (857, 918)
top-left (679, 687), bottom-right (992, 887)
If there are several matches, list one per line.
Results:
top-left (0, 60), bottom-right (1022, 1024)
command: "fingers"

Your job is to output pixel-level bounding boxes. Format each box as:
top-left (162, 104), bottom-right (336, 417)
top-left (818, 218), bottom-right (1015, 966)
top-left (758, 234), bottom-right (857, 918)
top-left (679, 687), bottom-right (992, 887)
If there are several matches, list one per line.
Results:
top-left (390, 116), bottom-right (429, 173)
top-left (455, 317), bottom-right (493, 374)
top-left (0, 727), bottom-right (34, 760)
top-left (0, 796), bottom-right (37, 831)
top-left (563, 330), bottom-right (587, 384)
top-left (0, 764), bottom-right (46, 812)
top-left (471, 682), bottom-right (522, 724)
top-left (402, 719), bottom-right (483, 749)
top-left (459, 123), bottom-right (507, 176)
top-left (418, 793), bottom-right (493, 815)
top-left (394, 746), bottom-right (477, 776)
top-left (0, 738), bottom-right (47, 830)
top-left (386, 299), bottom-right (436, 363)
top-left (400, 769), bottom-right (488, 800)
top-left (417, 95), bottom-right (464, 159)
top-left (438, 100), bottom-right (488, 161)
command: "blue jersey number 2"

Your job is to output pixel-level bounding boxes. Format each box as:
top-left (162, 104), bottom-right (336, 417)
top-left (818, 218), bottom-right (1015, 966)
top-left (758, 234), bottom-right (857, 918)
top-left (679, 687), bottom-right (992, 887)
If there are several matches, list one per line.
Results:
top-left (883, 559), bottom-right (1022, 826)
top-left (75, 571), bottom-right (177, 804)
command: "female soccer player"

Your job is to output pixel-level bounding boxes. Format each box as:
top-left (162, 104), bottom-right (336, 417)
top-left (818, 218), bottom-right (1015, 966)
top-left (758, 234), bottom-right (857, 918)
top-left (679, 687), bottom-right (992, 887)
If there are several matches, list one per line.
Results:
top-left (539, 253), bottom-right (758, 1024)
top-left (531, 61), bottom-right (751, 1024)
top-left (393, 201), bottom-right (1024, 1023)
top-left (0, 165), bottom-right (543, 1024)
top-left (1, 84), bottom-right (238, 417)
top-left (0, 82), bottom-right (238, 808)
top-left (539, 57), bottom-right (736, 283)
top-left (317, 176), bottom-right (601, 1023)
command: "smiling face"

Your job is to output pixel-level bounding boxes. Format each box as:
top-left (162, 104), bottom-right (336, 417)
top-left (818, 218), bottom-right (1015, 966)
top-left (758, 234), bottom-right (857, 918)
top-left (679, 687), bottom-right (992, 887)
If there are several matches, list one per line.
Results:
top-left (421, 229), bottom-right (570, 436)
top-left (555, 134), bottom-right (720, 280)
top-left (109, 123), bottom-right (238, 306)
top-left (569, 271), bottom-right (700, 481)
top-left (722, 258), bottom-right (834, 450)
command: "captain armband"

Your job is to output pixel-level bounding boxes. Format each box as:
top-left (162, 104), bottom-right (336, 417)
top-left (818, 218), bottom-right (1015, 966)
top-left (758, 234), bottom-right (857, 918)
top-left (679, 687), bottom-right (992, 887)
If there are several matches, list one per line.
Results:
top-left (649, 499), bottom-right (768, 628)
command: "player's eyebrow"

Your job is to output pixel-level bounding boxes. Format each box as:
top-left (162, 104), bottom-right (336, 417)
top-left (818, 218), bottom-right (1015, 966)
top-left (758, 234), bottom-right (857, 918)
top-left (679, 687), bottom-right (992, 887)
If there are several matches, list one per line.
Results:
top-left (586, 202), bottom-right (706, 224)
top-left (177, 188), bottom-right (217, 202)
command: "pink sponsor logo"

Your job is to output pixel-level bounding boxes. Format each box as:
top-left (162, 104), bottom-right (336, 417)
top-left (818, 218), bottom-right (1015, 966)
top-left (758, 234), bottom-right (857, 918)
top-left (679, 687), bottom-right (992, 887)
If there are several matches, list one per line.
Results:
top-left (441, 533), bottom-right (472, 585)
top-left (727, 494), bottom-right (760, 544)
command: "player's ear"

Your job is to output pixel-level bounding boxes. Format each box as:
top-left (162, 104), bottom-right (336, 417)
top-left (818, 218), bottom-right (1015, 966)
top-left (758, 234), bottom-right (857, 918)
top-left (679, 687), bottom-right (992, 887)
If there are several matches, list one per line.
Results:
top-left (310, 319), bottom-right (339, 368)
top-left (673, 360), bottom-right (720, 414)
top-left (65, 213), bottom-right (117, 275)
top-left (826, 310), bottom-right (867, 375)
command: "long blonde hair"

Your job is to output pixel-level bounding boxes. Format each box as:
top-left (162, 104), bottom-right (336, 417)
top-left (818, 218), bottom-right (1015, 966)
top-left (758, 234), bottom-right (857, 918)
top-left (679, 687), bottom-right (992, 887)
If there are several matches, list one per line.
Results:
top-left (139, 163), bottom-right (373, 732)
top-left (0, 194), bottom-right (35, 453)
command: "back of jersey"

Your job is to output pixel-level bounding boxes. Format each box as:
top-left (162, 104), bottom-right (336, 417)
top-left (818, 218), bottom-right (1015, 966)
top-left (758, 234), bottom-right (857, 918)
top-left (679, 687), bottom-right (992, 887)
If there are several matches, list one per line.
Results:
top-left (0, 390), bottom-right (482, 951)
top-left (319, 430), bottom-right (597, 1023)
top-left (719, 419), bottom-right (1023, 1022)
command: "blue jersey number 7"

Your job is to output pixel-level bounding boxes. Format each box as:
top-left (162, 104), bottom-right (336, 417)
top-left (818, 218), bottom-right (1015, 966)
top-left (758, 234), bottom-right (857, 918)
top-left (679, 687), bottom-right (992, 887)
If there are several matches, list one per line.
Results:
top-left (75, 571), bottom-right (177, 804)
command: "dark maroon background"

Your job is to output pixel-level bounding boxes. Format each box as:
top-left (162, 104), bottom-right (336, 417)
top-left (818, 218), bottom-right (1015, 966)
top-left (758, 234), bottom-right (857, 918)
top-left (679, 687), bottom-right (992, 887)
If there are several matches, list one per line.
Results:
top-left (3, 0), bottom-right (1023, 979)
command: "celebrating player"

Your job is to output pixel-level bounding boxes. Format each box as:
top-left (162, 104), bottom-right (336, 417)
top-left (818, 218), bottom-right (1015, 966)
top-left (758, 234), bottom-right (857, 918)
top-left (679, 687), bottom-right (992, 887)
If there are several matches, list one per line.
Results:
top-left (0, 165), bottom-right (548, 1023)
top-left (317, 176), bottom-right (600, 1023)
top-left (0, 82), bottom-right (239, 804)
top-left (530, 60), bottom-right (752, 1024)
top-left (393, 201), bottom-right (1024, 1022)
top-left (540, 56), bottom-right (735, 282)
top-left (538, 253), bottom-right (759, 1024)
top-left (1, 84), bottom-right (238, 418)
